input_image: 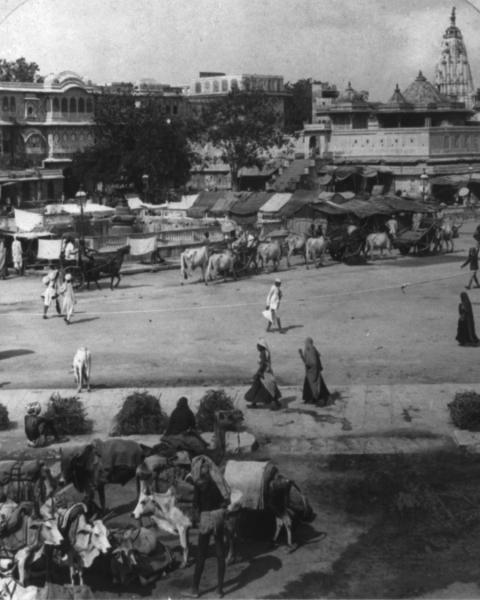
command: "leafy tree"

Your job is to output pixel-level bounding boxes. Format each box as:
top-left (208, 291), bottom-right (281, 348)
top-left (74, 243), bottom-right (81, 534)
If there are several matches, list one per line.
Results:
top-left (284, 78), bottom-right (312, 133)
top-left (0, 57), bottom-right (42, 82)
top-left (199, 90), bottom-right (281, 191)
top-left (71, 92), bottom-right (196, 199)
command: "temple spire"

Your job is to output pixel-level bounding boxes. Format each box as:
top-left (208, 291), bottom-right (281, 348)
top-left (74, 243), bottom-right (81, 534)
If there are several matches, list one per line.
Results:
top-left (451, 6), bottom-right (456, 26)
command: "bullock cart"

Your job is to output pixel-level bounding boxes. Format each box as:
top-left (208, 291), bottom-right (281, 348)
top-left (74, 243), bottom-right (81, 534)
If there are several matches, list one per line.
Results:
top-left (392, 220), bottom-right (438, 256)
top-left (233, 241), bottom-right (259, 276)
top-left (327, 227), bottom-right (368, 263)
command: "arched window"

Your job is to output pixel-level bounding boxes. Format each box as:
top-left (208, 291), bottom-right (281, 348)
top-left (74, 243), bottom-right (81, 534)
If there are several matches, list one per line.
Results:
top-left (195, 82), bottom-right (201, 93)
top-left (53, 98), bottom-right (60, 112)
top-left (61, 98), bottom-right (68, 113)
top-left (221, 79), bottom-right (228, 92)
top-left (86, 98), bottom-right (93, 113)
top-left (2, 97), bottom-right (8, 112)
top-left (231, 79), bottom-right (238, 91)
top-left (78, 98), bottom-right (85, 113)
top-left (69, 98), bottom-right (77, 113)
top-left (9, 97), bottom-right (15, 112)
top-left (213, 80), bottom-right (220, 92)
top-left (204, 81), bottom-right (211, 92)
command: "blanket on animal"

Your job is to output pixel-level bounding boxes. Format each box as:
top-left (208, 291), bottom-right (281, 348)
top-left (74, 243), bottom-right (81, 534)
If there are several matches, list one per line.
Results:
top-left (160, 432), bottom-right (209, 457)
top-left (0, 460), bottom-right (44, 502)
top-left (223, 460), bottom-right (277, 510)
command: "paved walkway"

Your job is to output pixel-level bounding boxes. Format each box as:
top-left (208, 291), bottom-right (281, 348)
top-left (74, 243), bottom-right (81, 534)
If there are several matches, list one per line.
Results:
top-left (1, 382), bottom-right (479, 458)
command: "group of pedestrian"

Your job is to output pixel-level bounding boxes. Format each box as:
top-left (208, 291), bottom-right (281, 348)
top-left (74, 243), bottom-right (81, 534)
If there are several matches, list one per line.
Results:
top-left (41, 269), bottom-right (76, 324)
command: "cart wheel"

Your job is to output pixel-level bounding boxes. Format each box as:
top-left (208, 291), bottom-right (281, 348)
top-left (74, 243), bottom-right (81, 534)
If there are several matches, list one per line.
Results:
top-left (65, 267), bottom-right (85, 291)
top-left (329, 248), bottom-right (343, 262)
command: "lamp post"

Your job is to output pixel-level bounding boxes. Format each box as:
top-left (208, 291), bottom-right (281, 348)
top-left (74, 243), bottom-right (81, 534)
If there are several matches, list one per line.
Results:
top-left (142, 173), bottom-right (149, 203)
top-left (468, 165), bottom-right (473, 208)
top-left (75, 188), bottom-right (87, 244)
top-left (420, 169), bottom-right (429, 202)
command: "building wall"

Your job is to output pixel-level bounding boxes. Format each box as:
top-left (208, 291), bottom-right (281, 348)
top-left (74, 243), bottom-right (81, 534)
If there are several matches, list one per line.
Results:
top-left (326, 127), bottom-right (480, 161)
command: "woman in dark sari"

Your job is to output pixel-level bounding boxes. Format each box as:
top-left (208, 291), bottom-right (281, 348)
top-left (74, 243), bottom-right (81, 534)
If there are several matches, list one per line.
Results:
top-left (245, 339), bottom-right (282, 410)
top-left (456, 291), bottom-right (479, 347)
top-left (299, 337), bottom-right (330, 406)
top-left (166, 397), bottom-right (196, 435)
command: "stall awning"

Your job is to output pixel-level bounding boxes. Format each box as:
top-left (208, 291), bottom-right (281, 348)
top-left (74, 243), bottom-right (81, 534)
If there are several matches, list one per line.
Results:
top-left (281, 190), bottom-right (319, 218)
top-left (186, 191), bottom-right (223, 218)
top-left (258, 193), bottom-right (292, 214)
top-left (210, 192), bottom-right (249, 216)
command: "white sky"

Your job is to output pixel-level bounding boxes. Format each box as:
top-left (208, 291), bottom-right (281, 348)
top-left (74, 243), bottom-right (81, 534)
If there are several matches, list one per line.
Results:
top-left (2, 0), bottom-right (480, 101)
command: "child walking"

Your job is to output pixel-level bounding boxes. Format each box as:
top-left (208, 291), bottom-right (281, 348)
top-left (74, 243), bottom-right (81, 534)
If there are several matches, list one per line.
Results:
top-left (461, 246), bottom-right (480, 290)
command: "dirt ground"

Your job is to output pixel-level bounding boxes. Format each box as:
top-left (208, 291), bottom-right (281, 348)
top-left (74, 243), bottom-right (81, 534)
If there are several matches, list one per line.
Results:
top-left (1, 219), bottom-right (480, 390)
top-left (2, 217), bottom-right (480, 598)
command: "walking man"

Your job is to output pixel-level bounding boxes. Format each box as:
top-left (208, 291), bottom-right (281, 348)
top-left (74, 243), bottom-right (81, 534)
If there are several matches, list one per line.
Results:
top-left (12, 235), bottom-right (23, 275)
top-left (462, 246), bottom-right (480, 290)
top-left (265, 278), bottom-right (284, 333)
top-left (41, 270), bottom-right (61, 319)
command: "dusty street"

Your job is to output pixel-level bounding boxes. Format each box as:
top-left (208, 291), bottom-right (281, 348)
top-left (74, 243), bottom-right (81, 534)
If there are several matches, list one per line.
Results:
top-left (1, 219), bottom-right (479, 390)
top-left (1, 218), bottom-right (480, 600)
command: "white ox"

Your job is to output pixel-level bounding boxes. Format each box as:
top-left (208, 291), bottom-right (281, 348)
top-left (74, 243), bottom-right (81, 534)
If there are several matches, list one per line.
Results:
top-left (284, 233), bottom-right (307, 267)
top-left (435, 217), bottom-right (463, 253)
top-left (205, 250), bottom-right (237, 282)
top-left (364, 233), bottom-right (392, 260)
top-left (132, 488), bottom-right (192, 568)
top-left (257, 240), bottom-right (283, 272)
top-left (180, 246), bottom-right (209, 284)
top-left (305, 236), bottom-right (328, 269)
top-left (73, 347), bottom-right (91, 393)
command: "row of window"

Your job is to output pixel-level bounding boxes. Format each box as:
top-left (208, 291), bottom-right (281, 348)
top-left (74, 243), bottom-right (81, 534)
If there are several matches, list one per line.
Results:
top-left (52, 97), bottom-right (93, 114)
top-left (0, 96), bottom-right (94, 115)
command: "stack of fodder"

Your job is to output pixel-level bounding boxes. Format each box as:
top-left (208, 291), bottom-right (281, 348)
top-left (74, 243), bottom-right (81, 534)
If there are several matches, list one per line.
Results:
top-left (196, 389), bottom-right (235, 432)
top-left (448, 390), bottom-right (480, 430)
top-left (110, 391), bottom-right (168, 436)
top-left (0, 404), bottom-right (9, 430)
top-left (44, 392), bottom-right (92, 435)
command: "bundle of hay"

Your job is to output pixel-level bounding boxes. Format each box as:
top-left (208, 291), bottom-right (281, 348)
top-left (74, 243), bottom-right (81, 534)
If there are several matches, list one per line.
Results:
top-left (44, 392), bottom-right (91, 435)
top-left (196, 389), bottom-right (234, 432)
top-left (109, 391), bottom-right (168, 436)
top-left (0, 403), bottom-right (10, 430)
top-left (448, 390), bottom-right (480, 430)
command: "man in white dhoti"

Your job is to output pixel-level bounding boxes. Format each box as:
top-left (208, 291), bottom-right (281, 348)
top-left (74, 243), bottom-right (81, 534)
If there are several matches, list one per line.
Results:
top-left (12, 236), bottom-right (23, 275)
top-left (265, 278), bottom-right (284, 333)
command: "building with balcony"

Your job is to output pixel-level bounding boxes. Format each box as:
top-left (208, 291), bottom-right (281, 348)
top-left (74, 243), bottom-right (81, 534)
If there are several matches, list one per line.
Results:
top-left (187, 71), bottom-right (288, 124)
top-left (0, 70), bottom-right (97, 207)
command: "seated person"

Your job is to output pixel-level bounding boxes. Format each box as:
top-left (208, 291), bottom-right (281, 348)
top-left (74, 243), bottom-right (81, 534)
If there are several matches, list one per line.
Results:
top-left (314, 224), bottom-right (324, 238)
top-left (165, 397), bottom-right (196, 436)
top-left (24, 402), bottom-right (68, 448)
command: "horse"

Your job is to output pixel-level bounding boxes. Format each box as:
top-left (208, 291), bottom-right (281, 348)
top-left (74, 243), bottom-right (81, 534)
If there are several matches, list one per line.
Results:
top-left (180, 246), bottom-right (209, 285)
top-left (81, 245), bottom-right (130, 290)
top-left (364, 232), bottom-right (392, 260)
top-left (284, 233), bottom-right (307, 267)
top-left (305, 236), bottom-right (329, 269)
top-left (205, 250), bottom-right (237, 283)
top-left (257, 240), bottom-right (283, 272)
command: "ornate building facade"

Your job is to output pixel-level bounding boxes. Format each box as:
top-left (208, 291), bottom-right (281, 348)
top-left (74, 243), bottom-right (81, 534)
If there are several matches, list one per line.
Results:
top-left (435, 7), bottom-right (475, 109)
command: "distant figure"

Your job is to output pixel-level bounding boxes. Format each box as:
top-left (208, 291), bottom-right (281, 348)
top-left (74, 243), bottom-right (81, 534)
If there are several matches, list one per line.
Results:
top-left (24, 401), bottom-right (67, 448)
top-left (41, 270), bottom-right (61, 319)
top-left (474, 224), bottom-right (480, 246)
top-left (12, 236), bottom-right (23, 276)
top-left (64, 237), bottom-right (77, 263)
top-left (265, 278), bottom-right (283, 333)
top-left (314, 223), bottom-right (324, 238)
top-left (245, 338), bottom-right (282, 410)
top-left (386, 215), bottom-right (398, 238)
top-left (308, 222), bottom-right (316, 238)
top-left (461, 247), bottom-right (480, 290)
top-left (298, 337), bottom-right (330, 406)
top-left (166, 397), bottom-right (196, 435)
top-left (59, 272), bottom-right (76, 324)
top-left (456, 291), bottom-right (479, 347)
top-left (0, 238), bottom-right (6, 280)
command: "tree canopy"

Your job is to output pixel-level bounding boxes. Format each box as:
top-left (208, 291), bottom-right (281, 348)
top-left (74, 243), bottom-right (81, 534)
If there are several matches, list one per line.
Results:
top-left (0, 57), bottom-right (42, 82)
top-left (284, 79), bottom-right (312, 133)
top-left (71, 93), bottom-right (196, 200)
top-left (199, 90), bottom-right (281, 191)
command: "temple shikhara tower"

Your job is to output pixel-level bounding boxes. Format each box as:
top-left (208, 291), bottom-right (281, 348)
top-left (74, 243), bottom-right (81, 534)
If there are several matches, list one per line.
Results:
top-left (435, 7), bottom-right (475, 108)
